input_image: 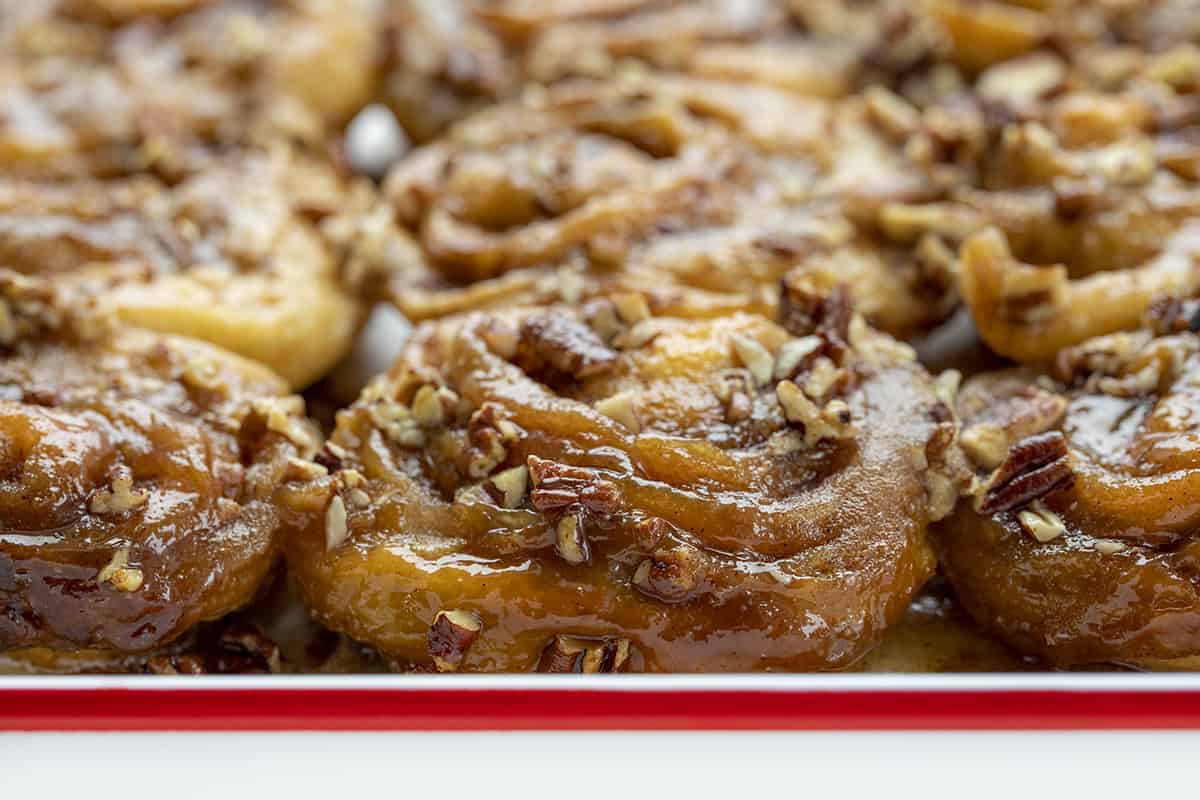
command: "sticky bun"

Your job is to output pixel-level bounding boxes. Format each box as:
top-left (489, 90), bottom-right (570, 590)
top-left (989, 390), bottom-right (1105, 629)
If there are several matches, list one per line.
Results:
top-left (1, 0), bottom-right (379, 179)
top-left (935, 302), bottom-right (1200, 665)
top-left (0, 275), bottom-right (318, 654)
top-left (280, 297), bottom-right (968, 672)
top-left (367, 74), bottom-right (955, 341)
top-left (0, 149), bottom-right (364, 388)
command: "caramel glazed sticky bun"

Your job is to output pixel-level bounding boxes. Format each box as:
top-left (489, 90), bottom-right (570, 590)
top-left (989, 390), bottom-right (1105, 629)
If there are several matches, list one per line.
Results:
top-left (0, 276), bottom-right (319, 669)
top-left (7, 0), bottom-right (1200, 676)
top-left (935, 299), bottom-right (1200, 668)
top-left (280, 290), bottom-right (969, 672)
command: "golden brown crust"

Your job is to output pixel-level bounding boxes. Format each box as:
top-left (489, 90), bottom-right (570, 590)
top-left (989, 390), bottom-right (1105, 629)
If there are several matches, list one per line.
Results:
top-left (0, 276), bottom-right (318, 653)
top-left (0, 149), bottom-right (365, 388)
top-left (280, 301), bottom-right (964, 672)
top-left (935, 328), bottom-right (1200, 665)
top-left (1, 0), bottom-right (380, 180)
top-left (371, 76), bottom-right (953, 340)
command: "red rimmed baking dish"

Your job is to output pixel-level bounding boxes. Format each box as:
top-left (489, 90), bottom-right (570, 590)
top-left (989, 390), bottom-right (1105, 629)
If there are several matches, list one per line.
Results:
top-left (3, 674), bottom-right (1200, 731)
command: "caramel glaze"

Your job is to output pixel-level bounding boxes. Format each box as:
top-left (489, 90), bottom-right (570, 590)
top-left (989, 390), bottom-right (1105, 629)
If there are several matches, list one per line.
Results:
top-left (0, 279), bottom-right (318, 652)
top-left (0, 150), bottom-right (365, 389)
top-left (1, 0), bottom-right (379, 180)
top-left (375, 75), bottom-right (953, 340)
top-left (281, 303), bottom-right (964, 672)
top-left (935, 329), bottom-right (1200, 665)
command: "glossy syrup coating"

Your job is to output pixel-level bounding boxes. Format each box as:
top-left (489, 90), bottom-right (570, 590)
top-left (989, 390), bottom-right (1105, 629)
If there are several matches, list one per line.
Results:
top-left (281, 299), bottom-right (967, 672)
top-left (370, 74), bottom-right (955, 340)
top-left (379, 0), bottom-right (900, 143)
top-left (888, 2), bottom-right (1200, 364)
top-left (0, 148), bottom-right (365, 388)
top-left (1, 0), bottom-right (380, 180)
top-left (934, 318), bottom-right (1200, 665)
top-left (0, 276), bottom-right (319, 653)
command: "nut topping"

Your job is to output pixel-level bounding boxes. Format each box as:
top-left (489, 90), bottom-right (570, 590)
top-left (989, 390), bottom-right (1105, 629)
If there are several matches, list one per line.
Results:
top-left (779, 280), bottom-right (853, 359)
top-left (427, 609), bottom-right (483, 672)
top-left (594, 390), bottom-right (640, 433)
top-left (960, 422), bottom-right (1010, 469)
top-left (466, 403), bottom-right (521, 479)
top-left (314, 441), bottom-right (348, 472)
top-left (632, 543), bottom-right (708, 603)
top-left (776, 380), bottom-right (853, 445)
top-left (96, 548), bottom-right (143, 592)
top-left (1016, 500), bottom-right (1068, 543)
top-left (411, 385), bottom-right (458, 428)
top-left (977, 431), bottom-right (1074, 514)
top-left (483, 465), bottom-right (529, 508)
top-left (773, 336), bottom-right (822, 381)
top-left (527, 455), bottom-right (620, 515)
top-left (215, 622), bottom-right (283, 674)
top-left (89, 469), bottom-right (148, 515)
top-left (537, 635), bottom-right (630, 673)
top-left (143, 655), bottom-right (207, 675)
top-left (554, 511), bottom-right (590, 565)
top-left (325, 495), bottom-right (349, 551)
top-left (731, 333), bottom-right (774, 386)
top-left (516, 312), bottom-right (618, 381)
top-left (611, 292), bottom-right (651, 326)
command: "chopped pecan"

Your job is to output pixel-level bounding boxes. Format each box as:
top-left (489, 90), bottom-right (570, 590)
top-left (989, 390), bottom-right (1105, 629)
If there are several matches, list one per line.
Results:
top-left (143, 655), bottom-right (207, 675)
top-left (515, 312), bottom-right (618, 382)
top-left (527, 455), bottom-right (620, 515)
top-left (632, 517), bottom-right (676, 551)
top-left (483, 464), bottom-right (529, 508)
top-left (427, 609), bottom-right (483, 673)
top-left (325, 495), bottom-right (349, 551)
top-left (977, 432), bottom-right (1074, 514)
top-left (1016, 500), bottom-right (1068, 543)
top-left (960, 423), bottom-right (1009, 469)
top-left (465, 402), bottom-right (521, 479)
top-left (632, 543), bottom-right (709, 603)
top-left (554, 509), bottom-right (590, 565)
top-left (594, 390), bottom-right (640, 433)
top-left (537, 635), bottom-right (630, 673)
top-left (778, 279), bottom-right (852, 360)
top-left (1052, 175), bottom-right (1108, 220)
top-left (213, 622), bottom-right (282, 674)
top-left (313, 441), bottom-right (348, 472)
top-left (731, 333), bottom-right (775, 386)
top-left (1145, 296), bottom-right (1200, 335)
top-left (1053, 332), bottom-right (1149, 384)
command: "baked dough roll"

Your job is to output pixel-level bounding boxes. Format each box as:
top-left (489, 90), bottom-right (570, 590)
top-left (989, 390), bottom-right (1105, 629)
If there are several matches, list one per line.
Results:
top-left (0, 149), bottom-right (364, 388)
top-left (0, 274), bottom-right (319, 654)
top-left (280, 298), bottom-right (968, 672)
top-left (371, 77), bottom-right (951, 339)
top-left (1, 0), bottom-right (379, 179)
top-left (935, 304), bottom-right (1200, 665)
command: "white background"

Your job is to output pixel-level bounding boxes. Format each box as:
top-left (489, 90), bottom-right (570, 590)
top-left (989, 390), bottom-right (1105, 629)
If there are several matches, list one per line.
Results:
top-left (3, 732), bottom-right (1196, 796)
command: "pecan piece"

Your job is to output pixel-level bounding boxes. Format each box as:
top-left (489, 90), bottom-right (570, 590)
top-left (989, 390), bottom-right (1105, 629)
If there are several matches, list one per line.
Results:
top-left (213, 622), bottom-right (283, 674)
top-left (465, 402), bottom-right (521, 479)
top-left (483, 464), bottom-right (529, 508)
top-left (143, 655), bottom-right (207, 675)
top-left (778, 279), bottom-right (852, 359)
top-left (537, 635), bottom-right (631, 673)
top-left (313, 441), bottom-right (347, 472)
top-left (632, 543), bottom-right (709, 603)
top-left (527, 455), bottom-right (620, 515)
top-left (427, 609), bottom-right (483, 673)
top-left (977, 431), bottom-right (1074, 514)
top-left (554, 509), bottom-right (590, 565)
top-left (515, 312), bottom-right (618, 382)
top-left (1145, 296), bottom-right (1200, 335)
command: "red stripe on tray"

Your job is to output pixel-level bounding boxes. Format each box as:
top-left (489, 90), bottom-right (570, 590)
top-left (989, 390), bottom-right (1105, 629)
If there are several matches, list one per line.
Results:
top-left (2, 686), bottom-right (1198, 731)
